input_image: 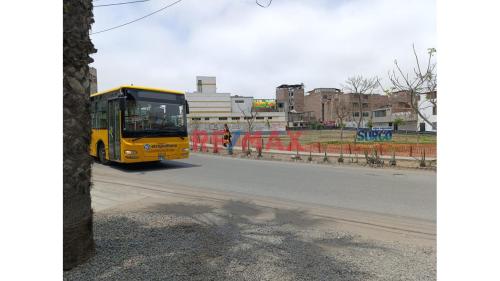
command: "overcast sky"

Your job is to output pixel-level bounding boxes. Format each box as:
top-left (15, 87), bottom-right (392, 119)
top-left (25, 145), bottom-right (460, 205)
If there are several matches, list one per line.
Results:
top-left (90, 0), bottom-right (435, 98)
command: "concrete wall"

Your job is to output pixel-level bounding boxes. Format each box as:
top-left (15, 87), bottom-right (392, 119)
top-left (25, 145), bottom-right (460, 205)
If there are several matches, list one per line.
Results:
top-left (196, 76), bottom-right (216, 94)
top-left (231, 96), bottom-right (253, 115)
top-left (185, 92), bottom-right (231, 113)
top-left (371, 107), bottom-right (418, 131)
top-left (89, 67), bottom-right (97, 94)
top-left (188, 112), bottom-right (287, 133)
top-left (418, 98), bottom-right (437, 132)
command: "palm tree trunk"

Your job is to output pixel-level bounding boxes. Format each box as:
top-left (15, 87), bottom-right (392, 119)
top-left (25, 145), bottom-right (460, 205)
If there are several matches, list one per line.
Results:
top-left (63, 0), bottom-right (97, 271)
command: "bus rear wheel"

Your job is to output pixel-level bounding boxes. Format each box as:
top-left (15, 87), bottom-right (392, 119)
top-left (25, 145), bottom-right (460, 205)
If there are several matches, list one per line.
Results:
top-left (97, 143), bottom-right (109, 164)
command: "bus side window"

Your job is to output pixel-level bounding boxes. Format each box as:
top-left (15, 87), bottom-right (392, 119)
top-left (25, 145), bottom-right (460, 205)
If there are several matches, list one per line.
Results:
top-left (97, 98), bottom-right (108, 129)
top-left (90, 97), bottom-right (97, 129)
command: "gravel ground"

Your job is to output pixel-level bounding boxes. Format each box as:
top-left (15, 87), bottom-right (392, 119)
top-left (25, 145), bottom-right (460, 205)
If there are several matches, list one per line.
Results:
top-left (64, 200), bottom-right (436, 281)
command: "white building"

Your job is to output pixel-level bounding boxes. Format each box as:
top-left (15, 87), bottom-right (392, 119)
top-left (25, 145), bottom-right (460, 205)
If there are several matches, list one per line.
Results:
top-left (185, 76), bottom-right (286, 133)
top-left (231, 96), bottom-right (253, 115)
top-left (371, 106), bottom-right (417, 131)
top-left (188, 112), bottom-right (286, 133)
top-left (185, 92), bottom-right (232, 113)
top-left (195, 76), bottom-right (217, 94)
top-left (417, 92), bottom-right (437, 132)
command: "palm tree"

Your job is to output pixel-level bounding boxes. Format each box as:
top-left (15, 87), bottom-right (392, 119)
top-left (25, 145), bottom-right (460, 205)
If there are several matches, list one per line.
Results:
top-left (63, 0), bottom-right (97, 270)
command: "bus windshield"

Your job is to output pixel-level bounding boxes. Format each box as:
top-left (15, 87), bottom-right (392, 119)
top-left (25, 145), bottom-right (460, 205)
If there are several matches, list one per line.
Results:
top-left (123, 89), bottom-right (187, 138)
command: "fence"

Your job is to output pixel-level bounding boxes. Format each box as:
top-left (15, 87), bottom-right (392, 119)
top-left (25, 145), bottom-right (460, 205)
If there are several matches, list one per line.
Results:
top-left (190, 130), bottom-right (436, 158)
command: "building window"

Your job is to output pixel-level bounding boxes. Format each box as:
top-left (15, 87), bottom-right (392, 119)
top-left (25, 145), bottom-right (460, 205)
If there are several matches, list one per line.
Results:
top-left (231, 117), bottom-right (240, 120)
top-left (362, 103), bottom-right (369, 108)
top-left (197, 80), bottom-right (202, 92)
top-left (256, 117), bottom-right (264, 120)
top-left (353, 112), bottom-right (360, 117)
top-left (352, 103), bottom-right (359, 108)
top-left (362, 112), bottom-right (370, 117)
top-left (218, 117), bottom-right (228, 120)
top-left (267, 117), bottom-right (272, 120)
top-left (244, 117), bottom-right (253, 120)
top-left (234, 100), bottom-right (244, 103)
top-left (191, 117), bottom-right (201, 121)
top-left (432, 105), bottom-right (437, 115)
top-left (432, 122), bottom-right (437, 130)
top-left (374, 110), bottom-right (387, 117)
top-left (204, 117), bottom-right (210, 120)
top-left (419, 122), bottom-right (426, 132)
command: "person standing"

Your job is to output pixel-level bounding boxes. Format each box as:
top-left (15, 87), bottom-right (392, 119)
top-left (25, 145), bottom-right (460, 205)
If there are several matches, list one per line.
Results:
top-left (222, 124), bottom-right (233, 154)
top-left (223, 124), bottom-right (231, 146)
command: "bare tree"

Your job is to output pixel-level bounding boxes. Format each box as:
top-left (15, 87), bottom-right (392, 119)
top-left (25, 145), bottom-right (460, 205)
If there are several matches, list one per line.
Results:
top-left (333, 93), bottom-right (351, 155)
top-left (385, 45), bottom-right (437, 130)
top-left (237, 101), bottom-right (259, 154)
top-left (237, 101), bottom-right (258, 134)
top-left (342, 75), bottom-right (380, 130)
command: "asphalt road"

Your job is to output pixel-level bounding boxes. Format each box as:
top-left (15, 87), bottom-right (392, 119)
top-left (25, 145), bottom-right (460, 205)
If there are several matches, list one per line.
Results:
top-left (80, 154), bottom-right (436, 280)
top-left (93, 153), bottom-right (436, 221)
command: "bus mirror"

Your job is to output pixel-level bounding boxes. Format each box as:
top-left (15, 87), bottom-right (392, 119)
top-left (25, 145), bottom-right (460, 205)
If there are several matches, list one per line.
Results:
top-left (185, 100), bottom-right (190, 114)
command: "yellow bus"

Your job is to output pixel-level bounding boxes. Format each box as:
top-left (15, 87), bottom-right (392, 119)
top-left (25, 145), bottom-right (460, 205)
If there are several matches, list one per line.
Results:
top-left (89, 85), bottom-right (190, 164)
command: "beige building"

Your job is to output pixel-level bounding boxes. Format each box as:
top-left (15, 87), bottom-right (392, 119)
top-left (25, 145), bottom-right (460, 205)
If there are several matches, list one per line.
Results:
top-left (303, 88), bottom-right (342, 124)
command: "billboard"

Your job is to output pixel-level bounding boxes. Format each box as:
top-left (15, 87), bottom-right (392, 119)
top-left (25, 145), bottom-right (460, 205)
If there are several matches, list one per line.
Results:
top-left (253, 99), bottom-right (276, 110)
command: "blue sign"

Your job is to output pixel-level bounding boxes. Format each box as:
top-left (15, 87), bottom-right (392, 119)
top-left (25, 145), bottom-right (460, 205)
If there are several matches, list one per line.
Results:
top-left (356, 128), bottom-right (393, 142)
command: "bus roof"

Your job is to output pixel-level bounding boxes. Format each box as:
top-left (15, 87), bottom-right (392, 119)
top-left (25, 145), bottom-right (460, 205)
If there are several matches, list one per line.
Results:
top-left (90, 85), bottom-right (185, 97)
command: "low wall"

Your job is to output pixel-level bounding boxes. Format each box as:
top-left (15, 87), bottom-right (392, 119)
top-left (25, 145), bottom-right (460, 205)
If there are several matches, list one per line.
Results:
top-left (190, 130), bottom-right (436, 158)
top-left (189, 142), bottom-right (437, 170)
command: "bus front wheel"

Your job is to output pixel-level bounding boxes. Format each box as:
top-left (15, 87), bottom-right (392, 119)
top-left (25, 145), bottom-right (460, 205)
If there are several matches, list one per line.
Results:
top-left (97, 143), bottom-right (109, 164)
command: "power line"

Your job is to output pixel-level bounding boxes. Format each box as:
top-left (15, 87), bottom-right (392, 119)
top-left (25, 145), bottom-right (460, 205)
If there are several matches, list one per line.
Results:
top-left (256, 0), bottom-right (272, 8)
top-left (94, 0), bottom-right (150, 8)
top-left (90, 0), bottom-right (184, 35)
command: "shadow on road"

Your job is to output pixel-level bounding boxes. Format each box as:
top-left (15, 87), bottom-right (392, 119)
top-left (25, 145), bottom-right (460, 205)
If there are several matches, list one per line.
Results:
top-left (64, 200), bottom-right (384, 281)
top-left (100, 160), bottom-right (201, 173)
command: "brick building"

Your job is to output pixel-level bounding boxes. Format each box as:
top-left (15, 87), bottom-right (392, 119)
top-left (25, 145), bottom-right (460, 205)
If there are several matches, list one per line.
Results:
top-left (276, 84), bottom-right (305, 113)
top-left (303, 88), bottom-right (342, 125)
top-left (342, 93), bottom-right (389, 128)
top-left (302, 88), bottom-right (390, 128)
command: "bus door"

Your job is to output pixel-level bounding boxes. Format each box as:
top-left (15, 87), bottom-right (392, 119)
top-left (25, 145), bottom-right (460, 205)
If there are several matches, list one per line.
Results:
top-left (107, 98), bottom-right (121, 161)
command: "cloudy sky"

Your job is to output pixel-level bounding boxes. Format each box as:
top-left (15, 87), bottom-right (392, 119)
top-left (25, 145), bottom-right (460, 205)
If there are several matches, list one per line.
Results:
top-left (90, 0), bottom-right (435, 98)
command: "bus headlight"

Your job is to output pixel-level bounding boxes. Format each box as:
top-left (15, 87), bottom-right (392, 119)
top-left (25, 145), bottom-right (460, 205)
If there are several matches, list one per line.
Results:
top-left (182, 148), bottom-right (189, 152)
top-left (125, 150), bottom-right (138, 155)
